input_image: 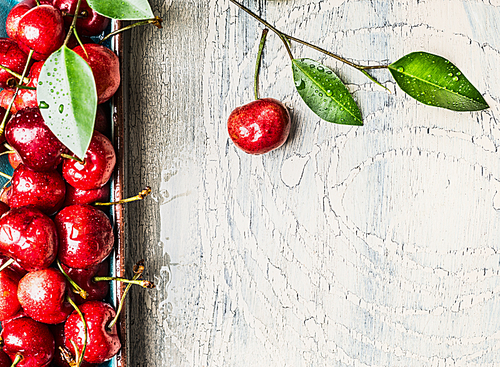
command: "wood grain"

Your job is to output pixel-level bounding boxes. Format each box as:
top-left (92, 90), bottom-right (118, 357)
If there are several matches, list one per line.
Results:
top-left (125, 1), bottom-right (500, 366)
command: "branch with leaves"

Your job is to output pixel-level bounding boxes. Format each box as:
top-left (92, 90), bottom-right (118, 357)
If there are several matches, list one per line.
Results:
top-left (229, 0), bottom-right (489, 126)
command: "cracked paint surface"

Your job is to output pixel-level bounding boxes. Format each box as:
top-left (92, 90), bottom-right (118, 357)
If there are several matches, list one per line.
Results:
top-left (126, 0), bottom-right (500, 366)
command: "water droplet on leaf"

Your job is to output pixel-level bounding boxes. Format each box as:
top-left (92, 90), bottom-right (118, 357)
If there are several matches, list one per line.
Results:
top-left (58, 104), bottom-right (64, 113)
top-left (39, 101), bottom-right (49, 109)
top-left (397, 67), bottom-right (404, 72)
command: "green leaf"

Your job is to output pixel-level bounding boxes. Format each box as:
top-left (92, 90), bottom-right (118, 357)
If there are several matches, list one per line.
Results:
top-left (37, 46), bottom-right (97, 160)
top-left (389, 51), bottom-right (489, 111)
top-left (87, 0), bottom-right (154, 20)
top-left (292, 58), bottom-right (362, 126)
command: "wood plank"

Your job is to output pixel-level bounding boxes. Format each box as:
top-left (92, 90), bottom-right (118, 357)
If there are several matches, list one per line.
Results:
top-left (125, 0), bottom-right (500, 365)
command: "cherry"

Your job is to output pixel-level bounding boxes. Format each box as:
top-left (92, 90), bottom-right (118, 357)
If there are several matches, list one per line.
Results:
top-left (0, 254), bottom-right (26, 276)
top-left (94, 104), bottom-right (110, 136)
top-left (61, 260), bottom-right (109, 304)
top-left (1, 316), bottom-right (55, 367)
top-left (0, 187), bottom-right (9, 206)
top-left (0, 201), bottom-right (9, 217)
top-left (16, 5), bottom-right (65, 61)
top-left (0, 206), bottom-right (58, 272)
top-left (62, 131), bottom-right (116, 190)
top-left (5, 0), bottom-right (36, 41)
top-left (0, 38), bottom-right (30, 90)
top-left (5, 107), bottom-right (67, 172)
top-left (73, 44), bottom-right (120, 104)
top-left (64, 301), bottom-right (121, 364)
top-left (55, 204), bottom-right (114, 269)
top-left (8, 164), bottom-right (66, 215)
top-left (227, 98), bottom-right (290, 154)
top-left (13, 60), bottom-right (44, 112)
top-left (0, 350), bottom-right (11, 367)
top-left (50, 324), bottom-right (96, 367)
top-left (0, 89), bottom-right (22, 114)
top-left (54, 0), bottom-right (110, 37)
top-left (17, 268), bottom-right (73, 324)
top-left (8, 151), bottom-right (22, 170)
top-left (0, 267), bottom-right (21, 321)
top-left (64, 182), bottom-right (110, 206)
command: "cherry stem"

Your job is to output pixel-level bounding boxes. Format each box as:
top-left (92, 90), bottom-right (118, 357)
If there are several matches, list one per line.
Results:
top-left (73, 29), bottom-right (88, 58)
top-left (61, 10), bottom-right (88, 19)
top-left (254, 28), bottom-right (268, 100)
top-left (0, 171), bottom-right (12, 181)
top-left (0, 150), bottom-right (15, 157)
top-left (8, 81), bottom-right (35, 90)
top-left (94, 186), bottom-right (151, 206)
top-left (57, 260), bottom-right (89, 300)
top-left (99, 17), bottom-right (163, 45)
top-left (9, 354), bottom-right (23, 367)
top-left (63, 0), bottom-right (83, 47)
top-left (0, 49), bottom-right (34, 135)
top-left (228, 0), bottom-right (388, 71)
top-left (93, 276), bottom-right (155, 289)
top-left (67, 296), bottom-right (87, 367)
top-left (61, 153), bottom-right (85, 164)
top-left (228, 0), bottom-right (293, 60)
top-left (34, 0), bottom-right (40, 5)
top-left (0, 258), bottom-right (14, 272)
top-left (0, 65), bottom-right (30, 84)
top-left (107, 260), bottom-right (145, 330)
top-left (3, 143), bottom-right (13, 151)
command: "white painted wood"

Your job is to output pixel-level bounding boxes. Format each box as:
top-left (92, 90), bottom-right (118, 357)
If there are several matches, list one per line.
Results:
top-left (125, 1), bottom-right (500, 366)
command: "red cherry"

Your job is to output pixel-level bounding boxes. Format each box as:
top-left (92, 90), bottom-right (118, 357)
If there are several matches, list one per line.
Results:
top-left (17, 268), bottom-right (73, 324)
top-left (0, 38), bottom-right (30, 90)
top-left (64, 301), bottom-right (121, 364)
top-left (8, 164), bottom-right (66, 215)
top-left (16, 5), bottom-right (65, 61)
top-left (61, 260), bottom-right (109, 304)
top-left (73, 44), bottom-right (120, 104)
top-left (0, 268), bottom-right (22, 321)
top-left (55, 204), bottom-right (114, 269)
top-left (50, 324), bottom-right (97, 367)
top-left (227, 98), bottom-right (291, 154)
top-left (63, 131), bottom-right (116, 190)
top-left (94, 104), bottom-right (110, 136)
top-left (0, 254), bottom-right (26, 276)
top-left (5, 0), bottom-right (36, 40)
top-left (13, 60), bottom-right (44, 111)
top-left (1, 316), bottom-right (55, 367)
top-left (64, 182), bottom-right (110, 206)
top-left (0, 350), bottom-right (11, 367)
top-left (6, 108), bottom-right (67, 172)
top-left (54, 0), bottom-right (110, 36)
top-left (8, 151), bottom-right (22, 170)
top-left (0, 206), bottom-right (58, 272)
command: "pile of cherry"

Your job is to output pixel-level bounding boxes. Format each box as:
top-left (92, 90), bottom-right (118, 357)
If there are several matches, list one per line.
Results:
top-left (0, 0), bottom-right (152, 366)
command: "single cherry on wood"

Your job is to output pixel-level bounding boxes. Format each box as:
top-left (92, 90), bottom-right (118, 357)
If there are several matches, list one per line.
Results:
top-left (227, 29), bottom-right (290, 154)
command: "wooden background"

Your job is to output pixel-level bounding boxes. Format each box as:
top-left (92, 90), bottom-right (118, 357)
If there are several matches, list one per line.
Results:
top-left (123, 0), bottom-right (500, 366)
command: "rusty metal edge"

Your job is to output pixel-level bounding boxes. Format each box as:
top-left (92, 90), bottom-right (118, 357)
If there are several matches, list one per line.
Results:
top-left (111, 19), bottom-right (127, 367)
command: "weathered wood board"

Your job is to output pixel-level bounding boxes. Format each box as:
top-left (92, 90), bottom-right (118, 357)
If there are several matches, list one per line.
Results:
top-left (125, 0), bottom-right (500, 366)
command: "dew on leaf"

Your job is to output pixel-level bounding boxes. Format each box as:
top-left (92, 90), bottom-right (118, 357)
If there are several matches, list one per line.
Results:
top-left (452, 76), bottom-right (459, 81)
top-left (295, 79), bottom-right (305, 90)
top-left (397, 67), bottom-right (404, 72)
top-left (317, 66), bottom-right (324, 72)
top-left (39, 101), bottom-right (49, 109)
top-left (58, 104), bottom-right (64, 113)
top-left (326, 90), bottom-right (332, 96)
